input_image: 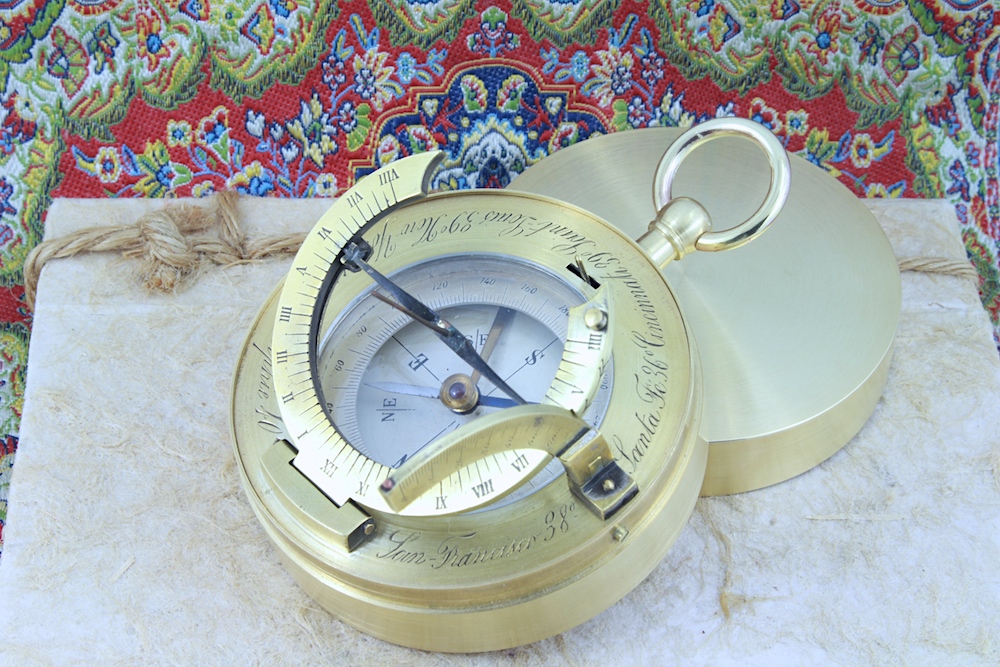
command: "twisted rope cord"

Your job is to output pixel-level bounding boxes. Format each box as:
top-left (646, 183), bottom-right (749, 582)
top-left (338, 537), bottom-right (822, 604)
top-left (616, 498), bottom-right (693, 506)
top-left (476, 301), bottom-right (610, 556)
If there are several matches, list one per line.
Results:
top-left (24, 192), bottom-right (306, 309)
top-left (22, 193), bottom-right (981, 310)
top-left (897, 257), bottom-right (979, 280)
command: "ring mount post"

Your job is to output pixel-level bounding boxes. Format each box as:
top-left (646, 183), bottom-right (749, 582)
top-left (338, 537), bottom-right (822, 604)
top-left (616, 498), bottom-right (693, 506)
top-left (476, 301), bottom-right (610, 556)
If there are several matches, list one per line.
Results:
top-left (638, 118), bottom-right (791, 270)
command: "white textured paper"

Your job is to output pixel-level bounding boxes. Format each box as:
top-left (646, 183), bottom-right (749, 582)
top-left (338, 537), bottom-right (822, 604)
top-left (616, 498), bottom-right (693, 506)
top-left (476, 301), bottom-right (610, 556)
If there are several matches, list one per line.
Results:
top-left (1, 198), bottom-right (998, 666)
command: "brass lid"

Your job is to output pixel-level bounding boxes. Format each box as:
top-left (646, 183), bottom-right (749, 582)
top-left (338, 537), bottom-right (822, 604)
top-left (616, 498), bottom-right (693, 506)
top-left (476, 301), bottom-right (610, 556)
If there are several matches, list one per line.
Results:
top-left (510, 128), bottom-right (901, 495)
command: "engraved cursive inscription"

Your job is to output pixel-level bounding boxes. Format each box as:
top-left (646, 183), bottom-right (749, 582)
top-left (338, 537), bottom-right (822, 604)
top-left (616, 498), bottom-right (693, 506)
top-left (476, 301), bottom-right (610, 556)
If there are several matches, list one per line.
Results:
top-left (252, 342), bottom-right (272, 401)
top-left (633, 335), bottom-right (670, 409)
top-left (376, 531), bottom-right (428, 564)
top-left (372, 207), bottom-right (601, 258)
top-left (368, 502), bottom-right (579, 570)
top-left (611, 410), bottom-right (661, 474)
top-left (432, 531), bottom-right (541, 569)
top-left (498, 216), bottom-right (595, 254)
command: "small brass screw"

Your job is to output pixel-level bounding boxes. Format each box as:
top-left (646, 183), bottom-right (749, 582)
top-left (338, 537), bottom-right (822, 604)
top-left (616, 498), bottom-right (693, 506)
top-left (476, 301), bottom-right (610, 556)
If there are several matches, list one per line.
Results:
top-left (584, 308), bottom-right (608, 331)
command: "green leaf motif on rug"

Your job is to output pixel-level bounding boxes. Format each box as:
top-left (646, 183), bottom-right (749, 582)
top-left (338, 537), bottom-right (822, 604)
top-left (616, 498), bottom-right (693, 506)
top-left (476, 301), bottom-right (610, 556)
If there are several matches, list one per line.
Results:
top-left (510, 0), bottom-right (621, 48)
top-left (368, 0), bottom-right (477, 48)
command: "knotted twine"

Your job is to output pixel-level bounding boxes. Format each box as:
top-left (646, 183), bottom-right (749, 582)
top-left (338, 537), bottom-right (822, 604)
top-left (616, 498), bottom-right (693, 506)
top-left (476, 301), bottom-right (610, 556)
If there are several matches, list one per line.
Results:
top-left (24, 191), bottom-right (305, 309)
top-left (22, 192), bottom-right (981, 310)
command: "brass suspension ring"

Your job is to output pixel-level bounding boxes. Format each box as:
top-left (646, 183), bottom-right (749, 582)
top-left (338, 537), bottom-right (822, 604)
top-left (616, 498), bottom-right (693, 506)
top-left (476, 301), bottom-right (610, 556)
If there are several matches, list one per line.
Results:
top-left (653, 117), bottom-right (791, 252)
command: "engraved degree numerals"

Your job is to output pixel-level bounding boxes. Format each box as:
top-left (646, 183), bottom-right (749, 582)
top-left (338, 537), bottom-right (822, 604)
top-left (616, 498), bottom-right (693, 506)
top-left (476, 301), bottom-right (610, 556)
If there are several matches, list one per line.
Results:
top-left (510, 453), bottom-right (530, 472)
top-left (270, 152), bottom-right (444, 510)
top-left (270, 154), bottom-right (683, 519)
top-left (472, 479), bottom-right (495, 499)
top-left (379, 168), bottom-right (399, 187)
top-left (320, 250), bottom-right (610, 516)
top-left (345, 191), bottom-right (365, 209)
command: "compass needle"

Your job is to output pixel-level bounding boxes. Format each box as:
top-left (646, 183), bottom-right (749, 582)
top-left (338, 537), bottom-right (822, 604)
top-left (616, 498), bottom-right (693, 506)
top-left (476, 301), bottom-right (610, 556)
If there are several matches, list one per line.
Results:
top-left (470, 306), bottom-right (516, 386)
top-left (345, 246), bottom-right (527, 405)
top-left (363, 380), bottom-right (525, 409)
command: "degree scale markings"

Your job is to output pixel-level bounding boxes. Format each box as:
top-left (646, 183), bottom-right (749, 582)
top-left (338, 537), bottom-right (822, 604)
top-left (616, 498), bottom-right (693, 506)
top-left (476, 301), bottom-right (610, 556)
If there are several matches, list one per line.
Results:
top-left (317, 252), bottom-right (601, 513)
top-left (272, 151), bottom-right (623, 517)
top-left (275, 155), bottom-right (572, 509)
top-left (272, 151), bottom-right (444, 510)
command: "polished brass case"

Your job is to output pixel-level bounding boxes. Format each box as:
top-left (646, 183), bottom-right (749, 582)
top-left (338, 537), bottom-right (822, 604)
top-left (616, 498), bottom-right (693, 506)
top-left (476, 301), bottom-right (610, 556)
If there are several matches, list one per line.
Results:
top-left (511, 128), bottom-right (901, 495)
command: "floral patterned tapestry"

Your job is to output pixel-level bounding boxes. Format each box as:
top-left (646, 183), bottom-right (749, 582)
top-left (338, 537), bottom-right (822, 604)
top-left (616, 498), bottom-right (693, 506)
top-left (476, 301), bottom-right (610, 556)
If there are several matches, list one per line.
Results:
top-left (0, 0), bottom-right (996, 553)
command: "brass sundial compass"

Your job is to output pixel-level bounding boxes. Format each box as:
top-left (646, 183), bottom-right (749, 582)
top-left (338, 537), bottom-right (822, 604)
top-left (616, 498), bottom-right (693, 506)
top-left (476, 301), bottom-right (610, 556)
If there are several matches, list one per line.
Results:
top-left (230, 119), bottom-right (790, 651)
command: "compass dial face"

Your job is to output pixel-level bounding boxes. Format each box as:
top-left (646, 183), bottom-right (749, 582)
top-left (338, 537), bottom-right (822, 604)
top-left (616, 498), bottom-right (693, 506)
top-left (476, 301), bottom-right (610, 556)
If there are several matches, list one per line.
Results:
top-left (316, 254), bottom-right (612, 508)
top-left (272, 195), bottom-right (693, 516)
top-left (269, 152), bottom-right (696, 522)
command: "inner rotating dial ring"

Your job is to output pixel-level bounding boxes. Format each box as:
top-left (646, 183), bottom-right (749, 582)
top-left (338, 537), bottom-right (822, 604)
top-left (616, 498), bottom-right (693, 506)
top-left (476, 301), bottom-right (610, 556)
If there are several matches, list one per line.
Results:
top-left (269, 151), bottom-right (695, 523)
top-left (316, 254), bottom-right (612, 511)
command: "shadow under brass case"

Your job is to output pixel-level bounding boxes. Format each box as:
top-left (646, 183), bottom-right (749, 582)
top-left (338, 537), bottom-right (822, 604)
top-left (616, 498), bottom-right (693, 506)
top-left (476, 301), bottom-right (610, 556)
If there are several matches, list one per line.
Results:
top-left (510, 128), bottom-right (901, 495)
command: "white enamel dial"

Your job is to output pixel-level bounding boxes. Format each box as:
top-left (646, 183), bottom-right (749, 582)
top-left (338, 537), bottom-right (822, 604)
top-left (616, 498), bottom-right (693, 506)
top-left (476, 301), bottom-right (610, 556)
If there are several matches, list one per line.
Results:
top-left (316, 253), bottom-right (612, 507)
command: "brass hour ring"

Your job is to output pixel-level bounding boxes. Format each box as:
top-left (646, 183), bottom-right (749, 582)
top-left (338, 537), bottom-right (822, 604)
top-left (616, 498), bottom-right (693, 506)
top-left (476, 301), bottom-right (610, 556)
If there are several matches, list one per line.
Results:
top-left (653, 117), bottom-right (791, 253)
